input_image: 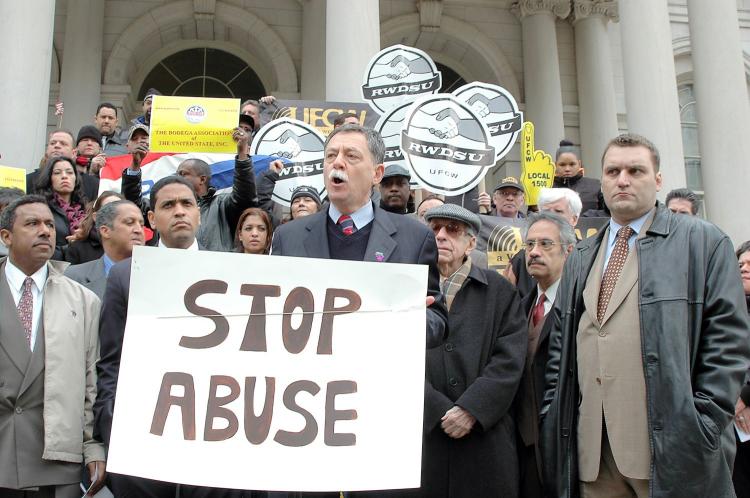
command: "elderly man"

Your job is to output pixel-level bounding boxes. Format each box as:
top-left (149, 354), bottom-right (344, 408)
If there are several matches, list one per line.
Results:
top-left (665, 187), bottom-right (700, 215)
top-left (289, 185), bottom-right (322, 220)
top-left (506, 187), bottom-right (582, 298)
top-left (65, 200), bottom-right (145, 298)
top-left (418, 203), bottom-right (526, 497)
top-left (378, 164), bottom-right (411, 215)
top-left (516, 211), bottom-right (575, 498)
top-left (478, 177), bottom-right (526, 218)
top-left (0, 195), bottom-right (105, 497)
top-left (94, 103), bottom-right (127, 156)
top-left (271, 123), bottom-right (447, 349)
top-left (541, 134), bottom-right (750, 498)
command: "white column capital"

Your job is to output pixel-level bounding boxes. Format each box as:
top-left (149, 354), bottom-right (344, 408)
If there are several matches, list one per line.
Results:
top-left (511, 0), bottom-right (571, 21)
top-left (572, 0), bottom-right (618, 24)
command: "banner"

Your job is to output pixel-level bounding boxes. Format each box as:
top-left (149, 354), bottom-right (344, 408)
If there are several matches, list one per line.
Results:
top-left (0, 165), bottom-right (26, 192)
top-left (108, 247), bottom-right (426, 492)
top-left (260, 100), bottom-right (378, 135)
top-left (250, 118), bottom-right (326, 207)
top-left (150, 96), bottom-right (240, 153)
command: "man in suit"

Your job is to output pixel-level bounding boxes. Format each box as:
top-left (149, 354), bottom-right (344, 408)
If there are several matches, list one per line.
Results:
top-left (515, 211), bottom-right (574, 498)
top-left (541, 134), bottom-right (750, 497)
top-left (0, 195), bottom-right (105, 497)
top-left (95, 177), bottom-right (240, 497)
top-left (64, 200), bottom-right (145, 298)
top-left (271, 123), bottom-right (447, 348)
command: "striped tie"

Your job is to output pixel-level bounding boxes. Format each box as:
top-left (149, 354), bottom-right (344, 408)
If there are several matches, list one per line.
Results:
top-left (337, 215), bottom-right (356, 236)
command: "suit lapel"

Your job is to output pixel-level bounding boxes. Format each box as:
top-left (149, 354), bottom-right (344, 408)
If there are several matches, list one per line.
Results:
top-left (582, 228), bottom-right (608, 326)
top-left (363, 207), bottom-right (397, 262)
top-left (19, 309), bottom-right (45, 396)
top-left (302, 210), bottom-right (331, 258)
top-left (0, 265), bottom-right (31, 374)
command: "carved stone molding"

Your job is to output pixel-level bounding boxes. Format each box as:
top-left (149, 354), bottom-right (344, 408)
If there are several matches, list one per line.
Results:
top-left (194, 0), bottom-right (216, 40)
top-left (572, 0), bottom-right (619, 24)
top-left (418, 0), bottom-right (444, 32)
top-left (511, 0), bottom-right (572, 20)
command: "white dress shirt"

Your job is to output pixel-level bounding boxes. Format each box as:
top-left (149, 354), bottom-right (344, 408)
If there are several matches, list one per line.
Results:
top-left (158, 238), bottom-right (200, 251)
top-left (328, 201), bottom-right (375, 230)
top-left (536, 278), bottom-right (560, 316)
top-left (5, 260), bottom-right (48, 351)
top-left (603, 208), bottom-right (653, 269)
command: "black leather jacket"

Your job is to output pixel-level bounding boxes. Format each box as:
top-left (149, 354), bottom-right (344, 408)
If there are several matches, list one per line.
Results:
top-left (540, 204), bottom-right (750, 497)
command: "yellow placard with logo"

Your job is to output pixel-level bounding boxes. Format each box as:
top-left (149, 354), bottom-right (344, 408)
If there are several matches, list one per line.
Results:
top-left (0, 165), bottom-right (27, 192)
top-left (520, 122), bottom-right (555, 206)
top-left (149, 96), bottom-right (240, 153)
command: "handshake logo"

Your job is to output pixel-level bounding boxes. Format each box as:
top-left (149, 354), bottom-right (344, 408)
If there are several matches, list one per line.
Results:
top-left (362, 45), bottom-right (442, 114)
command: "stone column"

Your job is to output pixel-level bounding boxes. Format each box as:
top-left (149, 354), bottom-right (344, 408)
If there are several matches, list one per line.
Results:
top-left (0, 2), bottom-right (55, 170)
top-left (513, 0), bottom-right (569, 157)
top-left (325, 0), bottom-right (380, 102)
top-left (301, 0), bottom-right (326, 100)
top-left (687, 0), bottom-right (750, 243)
top-left (58, 0), bottom-right (105, 136)
top-left (572, 1), bottom-right (619, 177)
top-left (619, 0), bottom-right (686, 195)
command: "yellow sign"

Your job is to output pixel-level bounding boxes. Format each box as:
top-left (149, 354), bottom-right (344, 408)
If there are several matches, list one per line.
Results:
top-left (150, 96), bottom-right (240, 153)
top-left (520, 122), bottom-right (555, 206)
top-left (0, 165), bottom-right (27, 192)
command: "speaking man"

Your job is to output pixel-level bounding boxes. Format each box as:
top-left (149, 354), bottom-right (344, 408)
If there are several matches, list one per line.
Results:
top-left (540, 134), bottom-right (750, 498)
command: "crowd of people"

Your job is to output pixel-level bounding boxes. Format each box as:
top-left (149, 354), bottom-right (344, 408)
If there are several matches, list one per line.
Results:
top-left (1, 88), bottom-right (749, 498)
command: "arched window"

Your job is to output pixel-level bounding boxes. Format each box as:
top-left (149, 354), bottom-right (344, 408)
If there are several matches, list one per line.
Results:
top-left (436, 62), bottom-right (467, 92)
top-left (138, 48), bottom-right (265, 100)
top-left (678, 84), bottom-right (702, 193)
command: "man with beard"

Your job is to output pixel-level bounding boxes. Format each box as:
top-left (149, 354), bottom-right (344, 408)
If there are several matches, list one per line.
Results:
top-left (378, 164), bottom-right (411, 214)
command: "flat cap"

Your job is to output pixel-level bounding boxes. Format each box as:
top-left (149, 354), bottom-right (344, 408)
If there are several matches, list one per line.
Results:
top-left (493, 176), bottom-right (524, 193)
top-left (290, 185), bottom-right (322, 206)
top-left (424, 203), bottom-right (482, 234)
top-left (382, 163), bottom-right (411, 180)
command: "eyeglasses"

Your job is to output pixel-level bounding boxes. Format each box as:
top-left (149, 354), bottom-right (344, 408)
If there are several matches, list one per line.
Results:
top-left (524, 239), bottom-right (564, 251)
top-left (429, 221), bottom-right (466, 236)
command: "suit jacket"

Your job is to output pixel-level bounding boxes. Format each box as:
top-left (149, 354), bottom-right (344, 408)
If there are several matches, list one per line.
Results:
top-left (270, 203), bottom-right (447, 348)
top-left (64, 256), bottom-right (107, 299)
top-left (0, 258), bottom-right (104, 489)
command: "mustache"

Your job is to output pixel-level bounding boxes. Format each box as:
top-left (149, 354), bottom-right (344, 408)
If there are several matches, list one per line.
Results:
top-left (329, 169), bottom-right (348, 182)
top-left (527, 256), bottom-right (545, 266)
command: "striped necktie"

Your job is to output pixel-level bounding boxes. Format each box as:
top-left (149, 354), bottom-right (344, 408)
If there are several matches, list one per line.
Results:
top-left (337, 215), bottom-right (356, 236)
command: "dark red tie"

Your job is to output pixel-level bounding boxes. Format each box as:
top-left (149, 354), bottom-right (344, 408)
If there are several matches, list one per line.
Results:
top-left (337, 215), bottom-right (356, 236)
top-left (532, 292), bottom-right (546, 327)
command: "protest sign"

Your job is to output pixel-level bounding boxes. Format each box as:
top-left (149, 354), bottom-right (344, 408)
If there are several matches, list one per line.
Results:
top-left (520, 122), bottom-right (555, 206)
top-left (362, 45), bottom-right (442, 115)
top-left (107, 247), bottom-right (427, 492)
top-left (0, 165), bottom-right (26, 192)
top-left (150, 96), bottom-right (239, 153)
top-left (250, 118), bottom-right (326, 207)
top-left (575, 217), bottom-right (608, 240)
top-left (401, 94), bottom-right (495, 196)
top-left (260, 100), bottom-right (378, 135)
top-left (453, 82), bottom-right (523, 163)
top-left (475, 215), bottom-right (526, 273)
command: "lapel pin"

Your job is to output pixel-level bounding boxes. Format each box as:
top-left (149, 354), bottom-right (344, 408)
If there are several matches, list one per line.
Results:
top-left (375, 251), bottom-right (385, 262)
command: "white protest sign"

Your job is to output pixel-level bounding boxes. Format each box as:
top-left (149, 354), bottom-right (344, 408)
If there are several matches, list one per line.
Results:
top-left (400, 93), bottom-right (495, 196)
top-left (250, 118), bottom-right (326, 207)
top-left (361, 44), bottom-right (442, 115)
top-left (107, 247), bottom-right (427, 492)
top-left (374, 101), bottom-right (419, 189)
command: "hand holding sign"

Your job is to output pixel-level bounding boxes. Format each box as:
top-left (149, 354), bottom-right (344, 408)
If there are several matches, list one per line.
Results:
top-left (520, 122), bottom-right (555, 206)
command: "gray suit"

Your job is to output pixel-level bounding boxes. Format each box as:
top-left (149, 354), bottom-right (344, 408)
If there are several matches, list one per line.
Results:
top-left (271, 202), bottom-right (447, 348)
top-left (0, 272), bottom-right (80, 496)
top-left (64, 257), bottom-right (107, 299)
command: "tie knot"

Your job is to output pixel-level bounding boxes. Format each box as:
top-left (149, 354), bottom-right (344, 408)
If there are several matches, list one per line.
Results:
top-left (538, 292), bottom-right (546, 305)
top-left (337, 215), bottom-right (356, 236)
top-left (617, 226), bottom-right (634, 240)
top-left (22, 277), bottom-right (34, 291)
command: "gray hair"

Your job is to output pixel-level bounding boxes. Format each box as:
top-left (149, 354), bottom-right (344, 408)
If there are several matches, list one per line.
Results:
top-left (525, 211), bottom-right (577, 249)
top-left (324, 124), bottom-right (386, 164)
top-left (537, 187), bottom-right (583, 217)
top-left (179, 158), bottom-right (212, 180)
top-left (95, 200), bottom-right (137, 231)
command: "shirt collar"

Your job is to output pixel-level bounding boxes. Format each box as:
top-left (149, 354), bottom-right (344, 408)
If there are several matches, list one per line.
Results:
top-left (608, 208), bottom-right (654, 246)
top-left (158, 238), bottom-right (200, 251)
top-left (5, 259), bottom-right (48, 293)
top-left (102, 253), bottom-right (115, 276)
top-left (537, 278), bottom-right (560, 304)
top-left (328, 201), bottom-right (374, 230)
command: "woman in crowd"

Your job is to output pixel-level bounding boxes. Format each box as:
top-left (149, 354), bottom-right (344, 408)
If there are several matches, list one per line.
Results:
top-left (552, 139), bottom-right (605, 215)
top-left (733, 240), bottom-right (750, 498)
top-left (35, 156), bottom-right (88, 259)
top-left (64, 190), bottom-right (124, 264)
top-left (235, 207), bottom-right (272, 255)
